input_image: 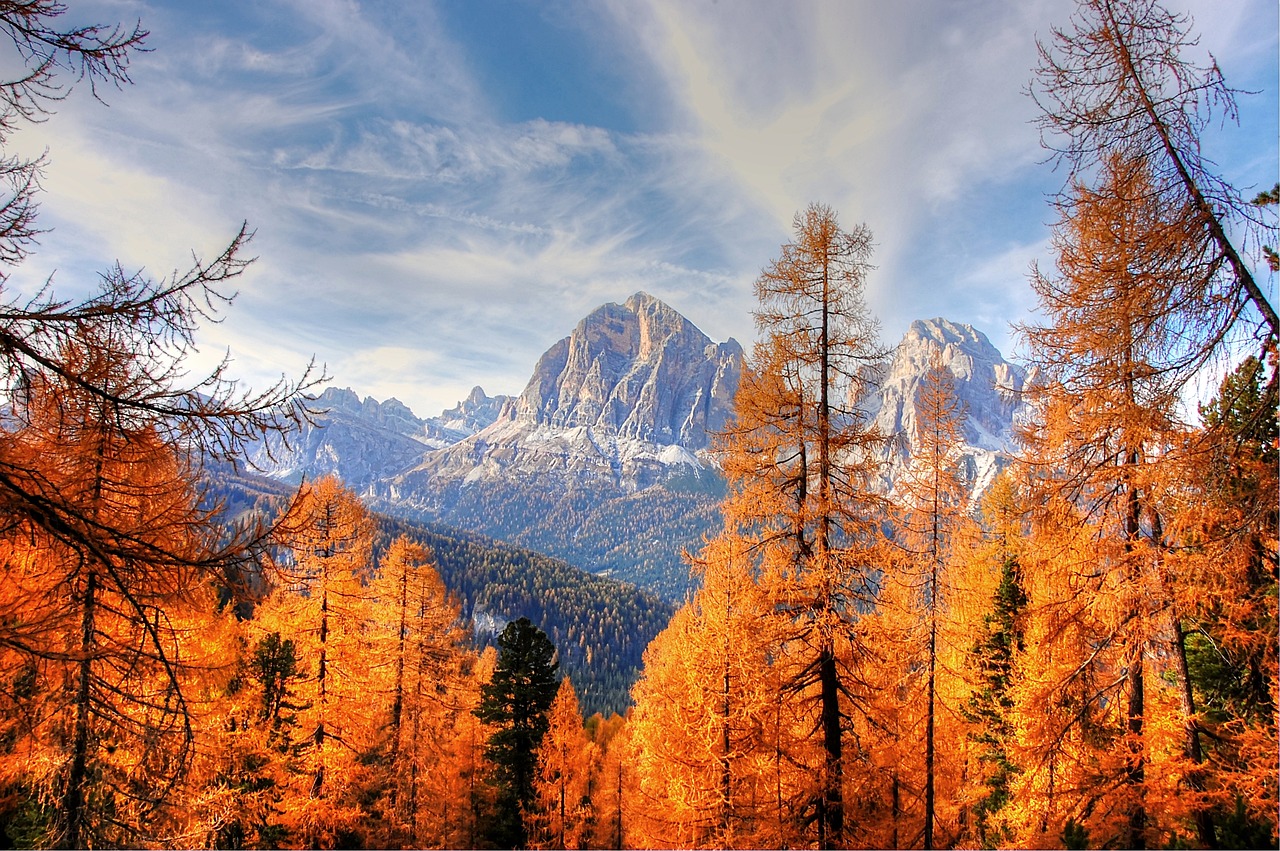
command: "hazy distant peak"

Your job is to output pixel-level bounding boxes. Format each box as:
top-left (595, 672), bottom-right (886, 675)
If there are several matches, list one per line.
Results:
top-left (906, 317), bottom-right (995, 352)
top-left (315, 386), bottom-right (362, 410)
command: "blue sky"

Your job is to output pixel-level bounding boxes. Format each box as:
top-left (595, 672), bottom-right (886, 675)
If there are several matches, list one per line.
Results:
top-left (11, 0), bottom-right (1278, 416)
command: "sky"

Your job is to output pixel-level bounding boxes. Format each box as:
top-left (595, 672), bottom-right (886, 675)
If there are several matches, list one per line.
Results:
top-left (9, 0), bottom-right (1278, 417)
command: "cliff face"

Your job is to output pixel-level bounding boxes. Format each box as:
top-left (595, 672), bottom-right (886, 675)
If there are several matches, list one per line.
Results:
top-left (244, 385), bottom-right (513, 491)
top-left (513, 291), bottom-right (742, 451)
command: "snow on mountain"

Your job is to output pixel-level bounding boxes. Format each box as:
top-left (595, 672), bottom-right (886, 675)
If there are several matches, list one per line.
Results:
top-left (240, 299), bottom-right (1031, 599)
top-left (245, 385), bottom-right (512, 490)
top-left (422, 386), bottom-right (511, 448)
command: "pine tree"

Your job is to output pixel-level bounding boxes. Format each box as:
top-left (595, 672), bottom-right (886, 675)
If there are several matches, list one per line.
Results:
top-left (1172, 356), bottom-right (1278, 844)
top-left (475, 617), bottom-right (560, 848)
top-left (963, 529), bottom-right (1028, 844)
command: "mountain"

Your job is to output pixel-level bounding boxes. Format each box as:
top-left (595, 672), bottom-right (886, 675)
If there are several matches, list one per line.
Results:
top-left (425, 385), bottom-right (509, 445)
top-left (244, 298), bottom-right (1030, 601)
top-left (360, 292), bottom-right (741, 600)
top-left (866, 317), bottom-right (1033, 497)
top-left (396, 291), bottom-right (742, 493)
top-left (245, 385), bottom-right (512, 491)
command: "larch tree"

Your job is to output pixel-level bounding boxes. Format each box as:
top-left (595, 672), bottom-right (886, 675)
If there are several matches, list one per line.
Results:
top-left (0, 327), bottom-right (228, 847)
top-left (1025, 1), bottom-right (1277, 843)
top-left (530, 677), bottom-right (594, 850)
top-left (1016, 153), bottom-right (1223, 847)
top-left (719, 203), bottom-right (889, 848)
top-left (0, 6), bottom-right (318, 842)
top-left (256, 476), bottom-right (376, 847)
top-left (889, 350), bottom-right (972, 849)
top-left (1032, 0), bottom-right (1278, 346)
top-left (627, 533), bottom-right (779, 849)
top-left (372, 535), bottom-right (483, 849)
top-left (583, 711), bottom-right (629, 851)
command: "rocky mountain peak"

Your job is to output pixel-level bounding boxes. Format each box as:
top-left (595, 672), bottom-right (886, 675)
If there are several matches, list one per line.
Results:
top-left (510, 292), bottom-right (742, 452)
top-left (871, 317), bottom-right (1030, 496)
top-left (312, 387), bottom-right (422, 437)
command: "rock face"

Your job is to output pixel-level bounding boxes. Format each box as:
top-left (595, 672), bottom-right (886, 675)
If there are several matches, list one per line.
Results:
top-left (867, 317), bottom-right (1032, 498)
top-left (245, 387), bottom-right (431, 490)
top-left (397, 292), bottom-right (743, 494)
top-left (422, 386), bottom-right (509, 448)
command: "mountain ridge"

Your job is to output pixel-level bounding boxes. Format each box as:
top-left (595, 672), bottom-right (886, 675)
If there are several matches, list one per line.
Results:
top-left (245, 296), bottom-right (1029, 600)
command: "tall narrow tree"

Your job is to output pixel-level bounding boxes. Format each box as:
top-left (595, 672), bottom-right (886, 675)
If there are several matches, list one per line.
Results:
top-left (257, 476), bottom-right (376, 846)
top-left (0, 325), bottom-right (236, 847)
top-left (531, 678), bottom-right (594, 849)
top-left (627, 533), bottom-right (777, 848)
top-left (1017, 154), bottom-right (1216, 847)
top-left (892, 350), bottom-right (971, 849)
top-left (959, 473), bottom-right (1030, 849)
top-left (720, 203), bottom-right (889, 848)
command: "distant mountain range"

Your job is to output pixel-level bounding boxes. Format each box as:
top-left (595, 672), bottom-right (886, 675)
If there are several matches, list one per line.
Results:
top-left (245, 293), bottom-right (1030, 600)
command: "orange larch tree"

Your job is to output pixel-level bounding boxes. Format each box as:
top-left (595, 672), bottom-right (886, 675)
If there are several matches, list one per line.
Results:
top-left (718, 203), bottom-right (889, 849)
top-left (1015, 154), bottom-right (1224, 848)
top-left (530, 677), bottom-right (595, 849)
top-left (254, 475), bottom-right (377, 847)
top-left (888, 350), bottom-right (973, 849)
top-left (0, 327), bottom-right (229, 847)
top-left (362, 535), bottom-right (472, 846)
top-left (627, 535), bottom-right (777, 849)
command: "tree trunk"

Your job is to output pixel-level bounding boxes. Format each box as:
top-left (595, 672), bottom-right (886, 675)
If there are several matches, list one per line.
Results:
top-left (1099, 0), bottom-right (1279, 339)
top-left (819, 646), bottom-right (843, 849)
top-left (722, 654), bottom-right (732, 834)
top-left (63, 569), bottom-right (97, 850)
top-left (925, 618), bottom-right (937, 850)
top-left (1172, 617), bottom-right (1217, 848)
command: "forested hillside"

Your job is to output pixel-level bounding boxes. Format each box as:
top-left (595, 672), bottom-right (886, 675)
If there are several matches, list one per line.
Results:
top-left (209, 469), bottom-right (674, 717)
top-left (374, 516), bottom-right (674, 718)
top-left (384, 473), bottom-right (723, 601)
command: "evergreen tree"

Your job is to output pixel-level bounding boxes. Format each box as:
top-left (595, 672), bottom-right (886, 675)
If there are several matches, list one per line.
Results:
top-left (964, 552), bottom-right (1028, 848)
top-left (1175, 355), bottom-right (1279, 844)
top-left (475, 617), bottom-right (560, 848)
